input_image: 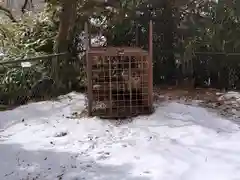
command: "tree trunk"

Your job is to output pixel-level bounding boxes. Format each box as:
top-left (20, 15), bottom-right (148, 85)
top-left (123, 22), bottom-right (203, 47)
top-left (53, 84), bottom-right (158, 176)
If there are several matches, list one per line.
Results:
top-left (54, 0), bottom-right (77, 53)
top-left (53, 0), bottom-right (77, 86)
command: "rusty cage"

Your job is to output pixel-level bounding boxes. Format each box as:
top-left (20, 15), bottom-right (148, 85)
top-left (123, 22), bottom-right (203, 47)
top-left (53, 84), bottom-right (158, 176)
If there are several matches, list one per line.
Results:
top-left (86, 46), bottom-right (153, 118)
top-left (85, 19), bottom-right (153, 118)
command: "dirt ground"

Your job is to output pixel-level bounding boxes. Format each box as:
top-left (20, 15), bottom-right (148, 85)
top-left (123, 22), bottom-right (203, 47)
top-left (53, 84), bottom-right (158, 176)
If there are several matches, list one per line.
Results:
top-left (153, 86), bottom-right (221, 103)
top-left (153, 86), bottom-right (240, 121)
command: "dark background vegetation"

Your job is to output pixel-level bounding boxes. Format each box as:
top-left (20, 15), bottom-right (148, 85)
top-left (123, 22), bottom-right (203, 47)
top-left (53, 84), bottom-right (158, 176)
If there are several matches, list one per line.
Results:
top-left (1, 0), bottom-right (240, 107)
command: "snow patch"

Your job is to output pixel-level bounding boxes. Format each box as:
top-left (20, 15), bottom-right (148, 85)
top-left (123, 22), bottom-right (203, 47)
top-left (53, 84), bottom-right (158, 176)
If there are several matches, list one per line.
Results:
top-left (218, 91), bottom-right (240, 101)
top-left (1, 92), bottom-right (240, 180)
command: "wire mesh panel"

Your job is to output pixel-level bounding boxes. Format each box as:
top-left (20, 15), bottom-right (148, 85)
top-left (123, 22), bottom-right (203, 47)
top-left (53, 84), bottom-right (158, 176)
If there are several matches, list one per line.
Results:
top-left (87, 47), bottom-right (153, 118)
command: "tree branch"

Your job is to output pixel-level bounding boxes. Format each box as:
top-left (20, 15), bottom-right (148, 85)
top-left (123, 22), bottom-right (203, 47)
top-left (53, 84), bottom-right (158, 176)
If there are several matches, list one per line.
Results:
top-left (21, 0), bottom-right (33, 14)
top-left (0, 5), bottom-right (17, 22)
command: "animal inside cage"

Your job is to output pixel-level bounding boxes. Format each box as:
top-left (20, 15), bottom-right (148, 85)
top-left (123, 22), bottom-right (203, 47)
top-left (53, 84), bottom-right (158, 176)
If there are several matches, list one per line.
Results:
top-left (86, 47), bottom-right (153, 118)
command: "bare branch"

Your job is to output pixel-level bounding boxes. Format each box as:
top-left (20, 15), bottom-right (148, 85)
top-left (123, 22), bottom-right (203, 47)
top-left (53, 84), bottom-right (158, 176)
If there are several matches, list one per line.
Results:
top-left (0, 5), bottom-right (17, 22)
top-left (21, 0), bottom-right (33, 14)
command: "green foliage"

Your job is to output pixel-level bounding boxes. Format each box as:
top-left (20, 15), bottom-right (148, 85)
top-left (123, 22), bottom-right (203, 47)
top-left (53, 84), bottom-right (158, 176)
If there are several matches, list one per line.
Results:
top-left (0, 66), bottom-right (44, 105)
top-left (0, 6), bottom-right (58, 61)
top-left (181, 1), bottom-right (240, 56)
top-left (0, 6), bottom-right (59, 107)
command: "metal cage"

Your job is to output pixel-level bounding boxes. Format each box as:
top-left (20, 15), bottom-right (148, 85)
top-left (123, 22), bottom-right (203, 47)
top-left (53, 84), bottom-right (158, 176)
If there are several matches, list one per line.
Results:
top-left (86, 47), bottom-right (153, 118)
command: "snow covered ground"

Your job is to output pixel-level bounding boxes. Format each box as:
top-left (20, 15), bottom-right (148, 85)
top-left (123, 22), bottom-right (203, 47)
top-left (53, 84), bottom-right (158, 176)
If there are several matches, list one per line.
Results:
top-left (1, 92), bottom-right (240, 180)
